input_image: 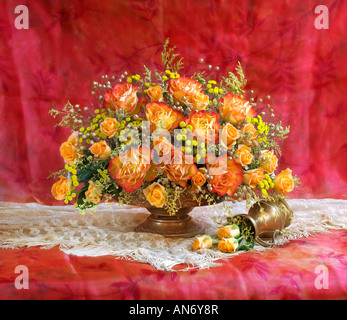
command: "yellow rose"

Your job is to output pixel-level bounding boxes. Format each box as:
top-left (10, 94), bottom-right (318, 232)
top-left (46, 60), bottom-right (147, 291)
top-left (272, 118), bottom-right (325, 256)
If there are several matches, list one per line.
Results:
top-left (145, 102), bottom-right (184, 132)
top-left (220, 93), bottom-right (255, 125)
top-left (217, 225), bottom-right (240, 239)
top-left (191, 168), bottom-right (207, 188)
top-left (168, 77), bottom-right (202, 102)
top-left (193, 235), bottom-right (213, 251)
top-left (147, 85), bottom-right (163, 102)
top-left (274, 168), bottom-right (294, 195)
top-left (59, 132), bottom-right (82, 165)
top-left (234, 144), bottom-right (253, 166)
top-left (85, 180), bottom-right (103, 204)
top-left (243, 168), bottom-right (264, 188)
top-left (100, 118), bottom-right (119, 138)
top-left (143, 182), bottom-right (166, 208)
top-left (218, 237), bottom-right (238, 253)
top-left (240, 123), bottom-right (258, 145)
top-left (90, 141), bottom-right (111, 160)
top-left (208, 156), bottom-right (243, 197)
top-left (104, 83), bottom-right (140, 115)
top-left (187, 92), bottom-right (209, 111)
top-left (220, 123), bottom-right (240, 149)
top-left (51, 176), bottom-right (72, 201)
top-left (260, 150), bottom-right (278, 174)
top-left (108, 147), bottom-right (152, 193)
top-left (185, 110), bottom-right (220, 143)
top-left (163, 150), bottom-right (198, 188)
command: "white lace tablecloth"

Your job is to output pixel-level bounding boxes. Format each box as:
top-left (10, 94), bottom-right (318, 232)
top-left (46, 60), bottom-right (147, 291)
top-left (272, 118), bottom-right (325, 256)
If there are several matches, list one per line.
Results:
top-left (0, 199), bottom-right (346, 271)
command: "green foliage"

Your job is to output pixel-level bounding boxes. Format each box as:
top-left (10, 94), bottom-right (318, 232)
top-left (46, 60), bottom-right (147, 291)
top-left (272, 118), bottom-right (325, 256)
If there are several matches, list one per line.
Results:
top-left (161, 39), bottom-right (184, 73)
top-left (220, 62), bottom-right (247, 94)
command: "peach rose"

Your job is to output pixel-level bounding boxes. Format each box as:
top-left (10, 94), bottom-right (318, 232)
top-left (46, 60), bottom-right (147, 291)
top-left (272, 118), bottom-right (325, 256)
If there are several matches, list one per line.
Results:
top-left (243, 168), bottom-right (264, 188)
top-left (240, 123), bottom-right (258, 145)
top-left (193, 235), bottom-right (213, 251)
top-left (145, 102), bottom-right (184, 132)
top-left (90, 141), bottom-right (111, 160)
top-left (104, 83), bottom-right (140, 115)
top-left (218, 237), bottom-right (238, 253)
top-left (168, 77), bottom-right (202, 102)
top-left (220, 123), bottom-right (240, 149)
top-left (186, 92), bottom-right (209, 111)
top-left (234, 144), bottom-right (253, 167)
top-left (100, 118), bottom-right (119, 138)
top-left (217, 225), bottom-right (240, 239)
top-left (208, 156), bottom-right (243, 197)
top-left (147, 85), bottom-right (163, 102)
top-left (153, 136), bottom-right (173, 158)
top-left (60, 132), bottom-right (82, 165)
top-left (260, 150), bottom-right (278, 174)
top-left (192, 168), bottom-right (207, 188)
top-left (85, 180), bottom-right (103, 205)
top-left (108, 147), bottom-right (152, 193)
top-left (220, 93), bottom-right (255, 125)
top-left (143, 182), bottom-right (166, 208)
top-left (274, 168), bottom-right (294, 195)
top-left (163, 150), bottom-right (198, 187)
top-left (51, 176), bottom-right (72, 201)
top-left (185, 110), bottom-right (220, 143)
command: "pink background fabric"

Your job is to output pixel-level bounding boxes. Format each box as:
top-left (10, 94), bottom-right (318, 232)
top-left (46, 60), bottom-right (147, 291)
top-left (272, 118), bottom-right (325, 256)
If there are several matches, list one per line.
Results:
top-left (0, 0), bottom-right (346, 204)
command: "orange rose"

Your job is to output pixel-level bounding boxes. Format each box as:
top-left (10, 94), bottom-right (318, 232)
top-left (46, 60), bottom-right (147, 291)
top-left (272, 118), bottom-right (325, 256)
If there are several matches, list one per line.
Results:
top-left (220, 123), bottom-right (240, 149)
top-left (145, 102), bottom-right (184, 132)
top-left (104, 83), bottom-right (140, 115)
top-left (164, 150), bottom-right (198, 187)
top-left (260, 150), bottom-right (278, 174)
top-left (217, 225), bottom-right (240, 239)
top-left (185, 110), bottom-right (220, 143)
top-left (191, 168), bottom-right (207, 188)
top-left (274, 168), bottom-right (294, 195)
top-left (187, 92), bottom-right (209, 111)
top-left (193, 235), bottom-right (213, 251)
top-left (51, 176), bottom-right (72, 201)
top-left (60, 132), bottom-right (82, 165)
top-left (218, 237), bottom-right (238, 253)
top-left (240, 123), bottom-right (258, 145)
top-left (234, 144), bottom-right (253, 167)
top-left (168, 77), bottom-right (202, 102)
top-left (143, 182), bottom-right (166, 208)
top-left (90, 141), bottom-right (111, 160)
top-left (243, 168), bottom-right (264, 188)
top-left (108, 147), bottom-right (152, 192)
top-left (85, 180), bottom-right (103, 205)
top-left (100, 118), bottom-right (119, 138)
top-left (147, 85), bottom-right (163, 102)
top-left (208, 156), bottom-right (243, 196)
top-left (220, 93), bottom-right (255, 125)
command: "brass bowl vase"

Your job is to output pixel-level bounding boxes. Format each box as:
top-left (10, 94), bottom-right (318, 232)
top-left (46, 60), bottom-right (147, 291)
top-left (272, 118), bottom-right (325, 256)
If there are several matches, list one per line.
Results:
top-left (126, 188), bottom-right (224, 238)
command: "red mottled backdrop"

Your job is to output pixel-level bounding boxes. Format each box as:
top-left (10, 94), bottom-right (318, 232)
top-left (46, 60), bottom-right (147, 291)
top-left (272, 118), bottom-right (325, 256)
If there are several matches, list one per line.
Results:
top-left (0, 0), bottom-right (346, 204)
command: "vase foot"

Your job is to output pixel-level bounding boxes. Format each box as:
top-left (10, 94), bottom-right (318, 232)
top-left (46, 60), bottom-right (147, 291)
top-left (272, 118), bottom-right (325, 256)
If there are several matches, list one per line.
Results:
top-left (134, 211), bottom-right (204, 238)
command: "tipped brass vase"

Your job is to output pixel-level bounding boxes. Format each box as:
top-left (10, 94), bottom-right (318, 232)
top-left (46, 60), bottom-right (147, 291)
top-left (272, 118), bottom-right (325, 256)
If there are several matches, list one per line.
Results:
top-left (235, 199), bottom-right (293, 247)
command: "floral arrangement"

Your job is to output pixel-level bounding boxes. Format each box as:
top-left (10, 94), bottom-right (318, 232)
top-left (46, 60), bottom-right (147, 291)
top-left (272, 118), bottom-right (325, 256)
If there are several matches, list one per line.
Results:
top-left (49, 39), bottom-right (299, 230)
